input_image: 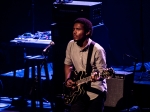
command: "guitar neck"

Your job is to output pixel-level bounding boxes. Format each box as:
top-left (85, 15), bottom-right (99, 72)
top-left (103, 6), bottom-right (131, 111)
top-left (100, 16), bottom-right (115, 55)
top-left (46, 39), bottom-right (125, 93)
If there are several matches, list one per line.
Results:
top-left (75, 68), bottom-right (113, 86)
top-left (76, 76), bottom-right (91, 86)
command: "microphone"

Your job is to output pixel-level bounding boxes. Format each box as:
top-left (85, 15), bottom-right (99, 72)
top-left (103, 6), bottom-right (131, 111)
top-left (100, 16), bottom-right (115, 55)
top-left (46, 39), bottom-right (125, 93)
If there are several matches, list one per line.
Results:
top-left (125, 54), bottom-right (138, 61)
top-left (43, 41), bottom-right (55, 52)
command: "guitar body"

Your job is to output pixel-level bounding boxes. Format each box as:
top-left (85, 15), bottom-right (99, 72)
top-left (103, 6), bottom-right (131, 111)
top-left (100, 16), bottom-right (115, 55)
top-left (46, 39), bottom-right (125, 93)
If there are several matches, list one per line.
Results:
top-left (64, 71), bottom-right (87, 105)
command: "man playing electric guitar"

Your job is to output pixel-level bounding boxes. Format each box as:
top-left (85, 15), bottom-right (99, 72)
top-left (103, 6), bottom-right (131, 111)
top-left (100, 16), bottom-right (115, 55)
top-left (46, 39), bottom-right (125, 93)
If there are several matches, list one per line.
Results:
top-left (64, 18), bottom-right (108, 112)
top-left (64, 68), bottom-right (113, 106)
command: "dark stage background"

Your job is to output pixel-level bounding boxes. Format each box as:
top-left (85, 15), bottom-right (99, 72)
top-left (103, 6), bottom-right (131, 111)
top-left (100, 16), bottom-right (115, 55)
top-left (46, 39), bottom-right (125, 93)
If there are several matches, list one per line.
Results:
top-left (0, 0), bottom-right (150, 78)
top-left (0, 0), bottom-right (150, 111)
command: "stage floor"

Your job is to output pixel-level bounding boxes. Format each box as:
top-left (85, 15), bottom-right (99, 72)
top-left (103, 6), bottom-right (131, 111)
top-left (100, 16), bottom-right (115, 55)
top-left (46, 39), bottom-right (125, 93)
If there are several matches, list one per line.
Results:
top-left (0, 63), bottom-right (150, 112)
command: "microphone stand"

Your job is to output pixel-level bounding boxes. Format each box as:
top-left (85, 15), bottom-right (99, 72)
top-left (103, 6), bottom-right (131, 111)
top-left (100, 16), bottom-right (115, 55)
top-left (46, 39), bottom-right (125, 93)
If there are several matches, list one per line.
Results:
top-left (139, 0), bottom-right (146, 72)
top-left (29, 50), bottom-right (50, 111)
top-left (31, 0), bottom-right (35, 34)
top-left (123, 54), bottom-right (138, 112)
top-left (124, 54), bottom-right (138, 73)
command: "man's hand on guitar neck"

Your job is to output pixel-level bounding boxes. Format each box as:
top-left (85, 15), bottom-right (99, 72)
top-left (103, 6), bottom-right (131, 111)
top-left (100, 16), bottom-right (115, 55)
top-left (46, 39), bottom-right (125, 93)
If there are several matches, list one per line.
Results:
top-left (91, 68), bottom-right (114, 81)
top-left (91, 72), bottom-right (101, 82)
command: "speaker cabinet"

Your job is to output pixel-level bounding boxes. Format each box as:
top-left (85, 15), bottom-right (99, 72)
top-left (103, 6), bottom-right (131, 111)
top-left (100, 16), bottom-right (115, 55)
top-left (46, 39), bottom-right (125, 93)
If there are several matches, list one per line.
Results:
top-left (52, 1), bottom-right (102, 26)
top-left (104, 71), bottom-right (134, 110)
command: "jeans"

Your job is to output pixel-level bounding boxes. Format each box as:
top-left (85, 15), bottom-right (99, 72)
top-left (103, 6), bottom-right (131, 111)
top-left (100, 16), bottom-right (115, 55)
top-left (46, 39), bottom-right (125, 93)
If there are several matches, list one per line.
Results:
top-left (70, 92), bottom-right (106, 112)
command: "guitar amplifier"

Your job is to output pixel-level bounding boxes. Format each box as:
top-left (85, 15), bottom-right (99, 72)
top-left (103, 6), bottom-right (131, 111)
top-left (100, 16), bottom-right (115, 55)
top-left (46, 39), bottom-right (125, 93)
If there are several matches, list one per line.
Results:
top-left (114, 71), bottom-right (134, 79)
top-left (52, 1), bottom-right (102, 26)
top-left (104, 71), bottom-right (134, 110)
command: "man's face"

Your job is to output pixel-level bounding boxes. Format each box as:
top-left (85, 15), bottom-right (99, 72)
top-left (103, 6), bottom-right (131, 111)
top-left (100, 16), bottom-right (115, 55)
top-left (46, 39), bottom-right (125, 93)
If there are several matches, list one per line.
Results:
top-left (73, 23), bottom-right (86, 41)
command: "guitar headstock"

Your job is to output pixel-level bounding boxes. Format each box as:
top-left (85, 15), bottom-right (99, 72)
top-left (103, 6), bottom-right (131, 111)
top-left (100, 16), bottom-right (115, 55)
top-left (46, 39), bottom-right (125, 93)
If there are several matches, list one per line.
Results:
top-left (101, 67), bottom-right (115, 78)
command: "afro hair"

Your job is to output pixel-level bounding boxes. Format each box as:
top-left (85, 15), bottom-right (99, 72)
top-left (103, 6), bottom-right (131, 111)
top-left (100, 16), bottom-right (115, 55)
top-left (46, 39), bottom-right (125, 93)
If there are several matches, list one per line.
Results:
top-left (74, 18), bottom-right (93, 37)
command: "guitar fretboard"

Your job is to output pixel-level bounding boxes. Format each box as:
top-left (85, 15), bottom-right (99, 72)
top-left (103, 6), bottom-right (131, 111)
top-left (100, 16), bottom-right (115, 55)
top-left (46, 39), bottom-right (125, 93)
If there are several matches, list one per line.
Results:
top-left (76, 76), bottom-right (91, 86)
top-left (74, 69), bottom-right (113, 86)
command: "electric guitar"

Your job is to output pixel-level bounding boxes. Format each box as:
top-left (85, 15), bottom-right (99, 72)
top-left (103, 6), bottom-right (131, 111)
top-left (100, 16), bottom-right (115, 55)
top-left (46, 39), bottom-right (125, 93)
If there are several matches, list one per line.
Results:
top-left (63, 68), bottom-right (114, 105)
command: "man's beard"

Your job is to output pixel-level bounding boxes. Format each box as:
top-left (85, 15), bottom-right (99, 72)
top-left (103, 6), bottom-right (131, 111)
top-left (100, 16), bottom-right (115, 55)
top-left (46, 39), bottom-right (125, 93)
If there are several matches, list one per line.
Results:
top-left (74, 37), bottom-right (86, 46)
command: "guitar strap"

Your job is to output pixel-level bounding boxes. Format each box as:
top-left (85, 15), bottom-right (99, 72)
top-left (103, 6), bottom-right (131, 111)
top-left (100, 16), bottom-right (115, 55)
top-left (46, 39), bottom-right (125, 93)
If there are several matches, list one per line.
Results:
top-left (86, 41), bottom-right (95, 77)
top-left (85, 41), bottom-right (104, 95)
